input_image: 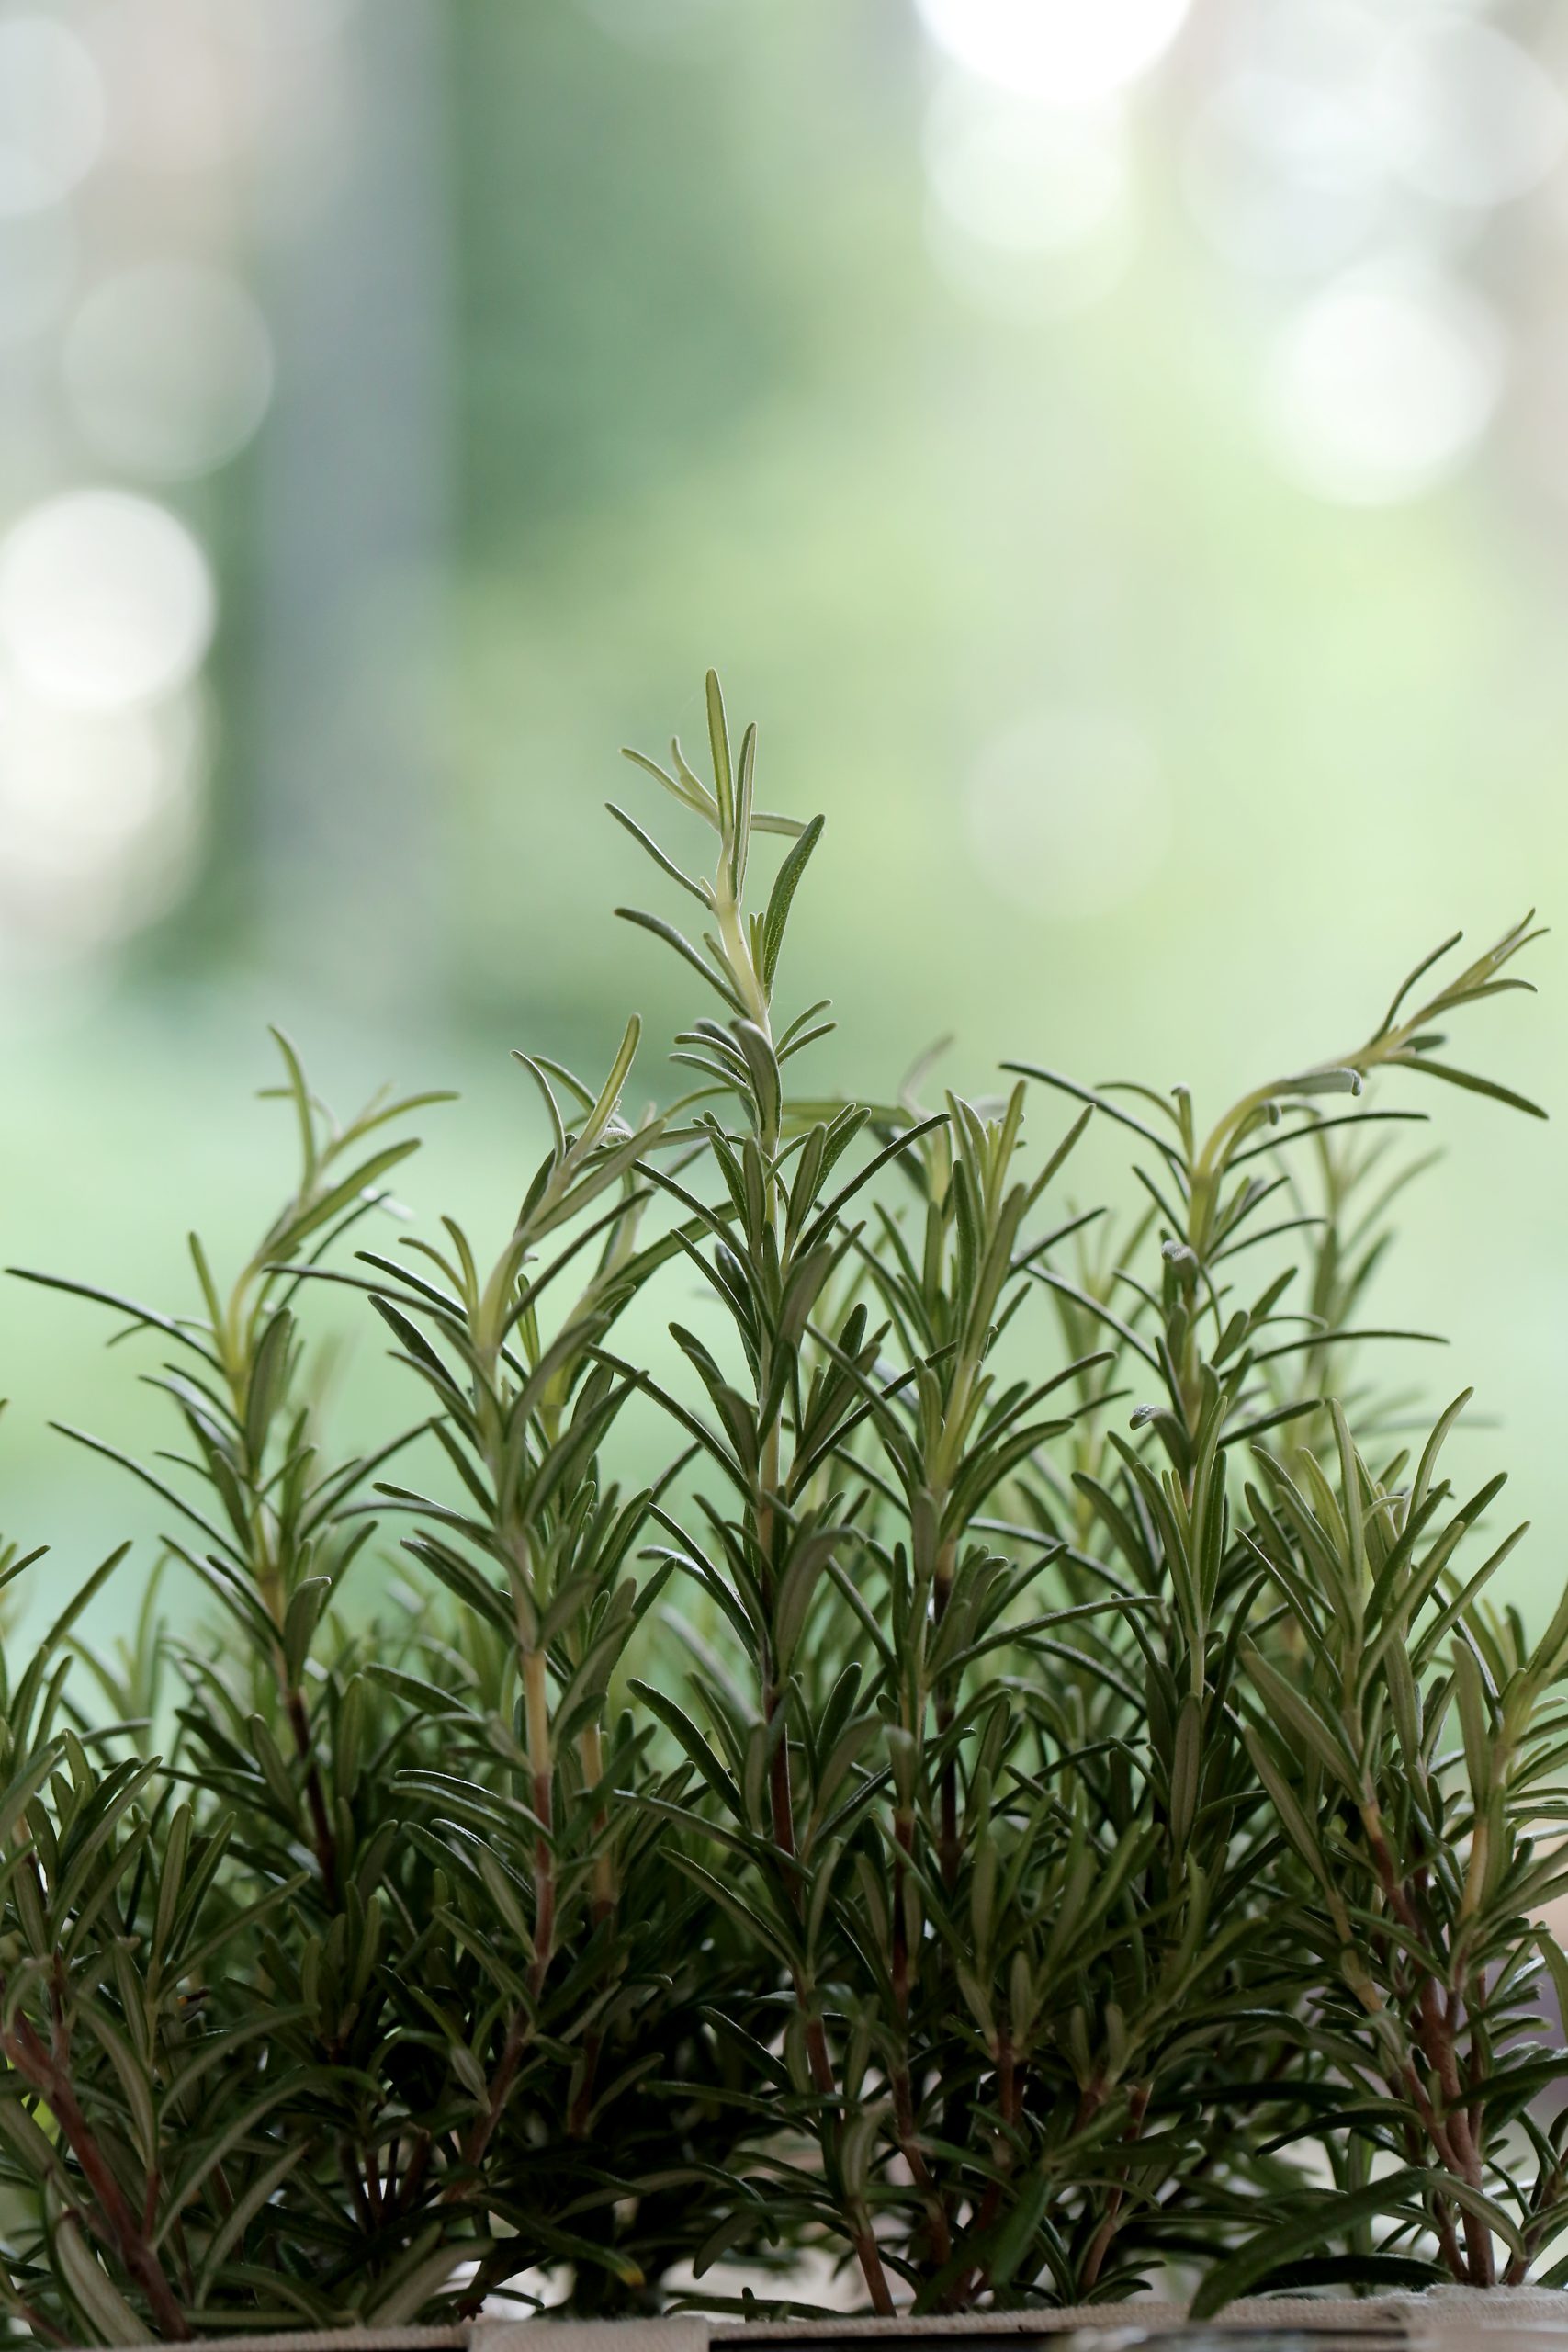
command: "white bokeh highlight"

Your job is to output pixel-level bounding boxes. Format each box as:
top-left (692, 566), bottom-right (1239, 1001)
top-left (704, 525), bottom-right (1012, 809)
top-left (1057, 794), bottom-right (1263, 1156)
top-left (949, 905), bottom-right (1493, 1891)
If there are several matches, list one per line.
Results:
top-left (0, 18), bottom-right (106, 216)
top-left (64, 263), bottom-right (276, 480)
top-left (0, 492), bottom-right (216, 712)
top-left (1385, 18), bottom-right (1568, 213)
top-left (1183, 9), bottom-right (1568, 278)
top-left (923, 75), bottom-right (1137, 319)
top-left (1183, 67), bottom-right (1390, 280)
top-left (1262, 263), bottom-right (1505, 505)
top-left (0, 685), bottom-right (205, 955)
top-left (916, 0), bottom-right (1191, 107)
top-left (926, 80), bottom-right (1130, 255)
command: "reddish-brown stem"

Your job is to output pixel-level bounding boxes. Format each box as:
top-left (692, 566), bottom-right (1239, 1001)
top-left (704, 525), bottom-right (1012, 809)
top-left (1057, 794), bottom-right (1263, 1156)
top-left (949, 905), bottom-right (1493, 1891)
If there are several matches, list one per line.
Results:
top-left (1079, 2080), bottom-right (1151, 2292)
top-left (1074, 2074), bottom-right (1105, 2137)
top-left (855, 2224), bottom-right (896, 2316)
top-left (949, 2030), bottom-right (1025, 2307)
top-left (393, 2128), bottom-right (431, 2219)
top-left (1364, 1818), bottom-right (1495, 2284)
top-left (456, 2003), bottom-right (533, 2187)
top-left (1430, 2184), bottom-right (1467, 2283)
top-left (2, 2285), bottom-right (69, 2348)
top-left (765, 1684), bottom-right (802, 1894)
top-left (2, 2007), bottom-right (188, 2338)
top-left (891, 2059), bottom-right (951, 2269)
top-left (799, 2009), bottom-right (835, 2100)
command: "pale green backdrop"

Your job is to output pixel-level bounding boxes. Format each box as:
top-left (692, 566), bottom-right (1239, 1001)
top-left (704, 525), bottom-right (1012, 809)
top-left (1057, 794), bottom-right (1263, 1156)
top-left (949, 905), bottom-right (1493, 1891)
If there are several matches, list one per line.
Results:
top-left (0, 0), bottom-right (1563, 1629)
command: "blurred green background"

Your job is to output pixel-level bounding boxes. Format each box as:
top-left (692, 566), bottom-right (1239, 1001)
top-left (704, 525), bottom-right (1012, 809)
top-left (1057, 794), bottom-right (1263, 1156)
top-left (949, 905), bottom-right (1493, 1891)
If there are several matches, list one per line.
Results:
top-left (0, 0), bottom-right (1565, 1626)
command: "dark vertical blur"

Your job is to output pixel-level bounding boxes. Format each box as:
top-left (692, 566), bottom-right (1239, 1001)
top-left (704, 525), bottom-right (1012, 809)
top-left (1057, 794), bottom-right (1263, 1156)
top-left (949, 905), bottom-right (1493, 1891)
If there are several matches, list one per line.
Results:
top-left (252, 0), bottom-right (453, 1018)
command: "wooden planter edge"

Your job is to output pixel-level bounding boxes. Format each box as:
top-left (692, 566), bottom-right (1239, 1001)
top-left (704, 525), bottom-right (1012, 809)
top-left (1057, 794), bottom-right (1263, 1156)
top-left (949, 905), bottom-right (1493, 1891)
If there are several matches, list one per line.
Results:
top-left (101, 2289), bottom-right (1568, 2352)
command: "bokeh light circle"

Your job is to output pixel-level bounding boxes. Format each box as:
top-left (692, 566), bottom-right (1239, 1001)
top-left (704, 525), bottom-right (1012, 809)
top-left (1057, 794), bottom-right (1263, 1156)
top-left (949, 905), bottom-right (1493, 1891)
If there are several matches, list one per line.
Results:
top-left (1387, 18), bottom-right (1567, 212)
top-left (1262, 264), bottom-right (1505, 505)
top-left (915, 0), bottom-right (1192, 107)
top-left (0, 492), bottom-right (216, 711)
top-left (0, 19), bottom-right (106, 216)
top-left (64, 264), bottom-right (276, 480)
top-left (1183, 70), bottom-right (1386, 279)
top-left (925, 80), bottom-right (1130, 255)
top-left (0, 684), bottom-right (205, 955)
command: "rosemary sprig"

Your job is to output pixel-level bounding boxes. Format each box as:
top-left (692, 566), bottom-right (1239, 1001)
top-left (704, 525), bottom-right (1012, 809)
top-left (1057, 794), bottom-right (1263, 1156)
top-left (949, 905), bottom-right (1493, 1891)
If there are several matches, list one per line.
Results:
top-left (0, 678), bottom-right (1557, 2335)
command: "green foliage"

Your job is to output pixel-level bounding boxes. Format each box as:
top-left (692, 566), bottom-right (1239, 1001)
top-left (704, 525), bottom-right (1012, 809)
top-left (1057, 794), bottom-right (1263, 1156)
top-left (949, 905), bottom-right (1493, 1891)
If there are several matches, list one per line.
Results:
top-left (0, 674), bottom-right (1561, 2335)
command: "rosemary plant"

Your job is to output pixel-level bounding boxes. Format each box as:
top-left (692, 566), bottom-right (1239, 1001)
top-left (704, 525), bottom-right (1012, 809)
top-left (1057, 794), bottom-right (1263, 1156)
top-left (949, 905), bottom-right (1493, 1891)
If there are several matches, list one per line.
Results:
top-left (0, 674), bottom-right (1562, 2337)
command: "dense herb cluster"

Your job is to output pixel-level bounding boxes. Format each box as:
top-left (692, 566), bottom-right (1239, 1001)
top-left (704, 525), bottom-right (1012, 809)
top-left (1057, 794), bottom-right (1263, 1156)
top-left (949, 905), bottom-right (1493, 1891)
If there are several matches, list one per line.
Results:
top-left (0, 676), bottom-right (1564, 2337)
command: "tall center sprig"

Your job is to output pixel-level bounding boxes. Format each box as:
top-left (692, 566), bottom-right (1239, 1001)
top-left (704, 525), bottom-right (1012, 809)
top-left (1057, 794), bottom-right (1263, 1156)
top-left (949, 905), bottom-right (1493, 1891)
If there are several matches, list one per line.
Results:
top-left (613, 673), bottom-right (917, 2312)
